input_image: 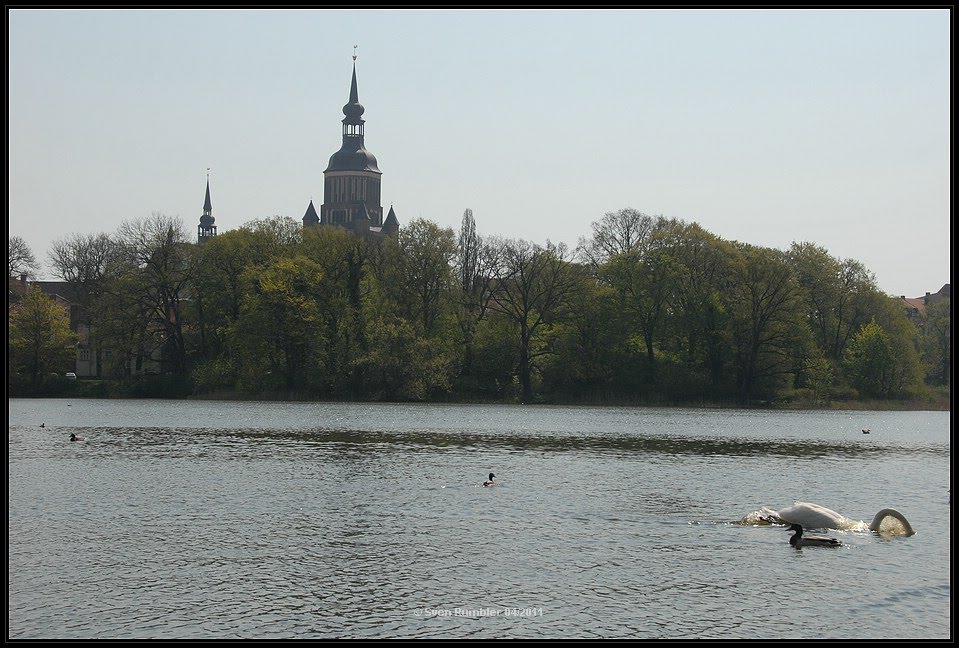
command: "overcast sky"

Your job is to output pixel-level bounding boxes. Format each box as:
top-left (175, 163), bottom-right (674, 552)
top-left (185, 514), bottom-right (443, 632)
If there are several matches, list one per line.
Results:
top-left (8, 8), bottom-right (950, 297)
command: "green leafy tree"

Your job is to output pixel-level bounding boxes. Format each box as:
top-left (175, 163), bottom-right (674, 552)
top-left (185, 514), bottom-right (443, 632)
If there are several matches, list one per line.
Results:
top-left (843, 309), bottom-right (923, 400)
top-left (394, 218), bottom-right (457, 336)
top-left (843, 319), bottom-right (896, 399)
top-left (243, 215), bottom-right (303, 249)
top-left (651, 220), bottom-right (733, 393)
top-left (830, 259), bottom-right (882, 360)
top-left (233, 256), bottom-right (326, 393)
top-left (802, 354), bottom-right (835, 405)
top-left (189, 227), bottom-right (281, 362)
top-left (600, 229), bottom-right (676, 376)
top-left (788, 242), bottom-right (842, 355)
top-left (355, 313), bottom-right (453, 401)
top-left (299, 226), bottom-right (372, 394)
top-left (789, 241), bottom-right (880, 362)
top-left (921, 298), bottom-right (951, 386)
top-left (9, 288), bottom-right (77, 393)
top-left (538, 270), bottom-right (623, 399)
top-left (453, 211), bottom-right (503, 384)
top-left (469, 313), bottom-right (521, 399)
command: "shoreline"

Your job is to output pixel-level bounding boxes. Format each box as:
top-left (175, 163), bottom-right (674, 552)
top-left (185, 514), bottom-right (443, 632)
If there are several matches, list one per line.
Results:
top-left (9, 388), bottom-right (951, 413)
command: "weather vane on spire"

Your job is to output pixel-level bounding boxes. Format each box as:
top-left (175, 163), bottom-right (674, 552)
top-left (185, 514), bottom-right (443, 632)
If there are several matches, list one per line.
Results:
top-left (353, 45), bottom-right (357, 62)
top-left (206, 167), bottom-right (210, 180)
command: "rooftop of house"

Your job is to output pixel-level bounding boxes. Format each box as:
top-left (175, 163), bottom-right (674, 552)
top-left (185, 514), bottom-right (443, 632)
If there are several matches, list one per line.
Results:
top-left (898, 283), bottom-right (950, 315)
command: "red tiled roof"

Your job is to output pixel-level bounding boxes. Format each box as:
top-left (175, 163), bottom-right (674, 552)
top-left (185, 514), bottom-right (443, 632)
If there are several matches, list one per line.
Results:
top-left (901, 297), bottom-right (925, 313)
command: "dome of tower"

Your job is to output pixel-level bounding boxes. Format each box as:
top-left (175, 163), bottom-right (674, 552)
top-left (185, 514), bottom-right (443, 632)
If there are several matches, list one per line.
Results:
top-left (325, 146), bottom-right (381, 173)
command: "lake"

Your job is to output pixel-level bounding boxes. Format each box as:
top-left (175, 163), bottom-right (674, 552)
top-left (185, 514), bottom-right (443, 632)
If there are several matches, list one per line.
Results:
top-left (7, 399), bottom-right (951, 638)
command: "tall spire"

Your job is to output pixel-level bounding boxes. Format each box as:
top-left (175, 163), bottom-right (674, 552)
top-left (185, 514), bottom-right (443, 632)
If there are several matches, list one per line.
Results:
top-left (343, 50), bottom-right (365, 124)
top-left (349, 45), bottom-right (359, 105)
top-left (326, 50), bottom-right (379, 173)
top-left (203, 169), bottom-right (213, 213)
top-left (349, 63), bottom-right (360, 105)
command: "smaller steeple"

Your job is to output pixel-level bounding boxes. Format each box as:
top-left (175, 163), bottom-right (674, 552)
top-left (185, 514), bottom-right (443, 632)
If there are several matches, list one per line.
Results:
top-left (303, 199), bottom-right (320, 227)
top-left (198, 169), bottom-right (217, 244)
top-left (383, 204), bottom-right (399, 237)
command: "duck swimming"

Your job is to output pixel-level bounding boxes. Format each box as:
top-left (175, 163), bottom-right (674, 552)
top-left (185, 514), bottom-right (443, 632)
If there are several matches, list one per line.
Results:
top-left (483, 473), bottom-right (495, 487)
top-left (788, 523), bottom-right (842, 548)
top-left (69, 433), bottom-right (86, 442)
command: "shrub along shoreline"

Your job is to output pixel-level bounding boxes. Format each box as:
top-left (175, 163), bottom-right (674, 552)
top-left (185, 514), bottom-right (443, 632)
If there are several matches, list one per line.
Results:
top-left (10, 375), bottom-right (949, 411)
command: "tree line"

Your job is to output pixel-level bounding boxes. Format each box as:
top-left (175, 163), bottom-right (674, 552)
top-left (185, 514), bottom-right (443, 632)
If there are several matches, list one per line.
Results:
top-left (7, 208), bottom-right (950, 406)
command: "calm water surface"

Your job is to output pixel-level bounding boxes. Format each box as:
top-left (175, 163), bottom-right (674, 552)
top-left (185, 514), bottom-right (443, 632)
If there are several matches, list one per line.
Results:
top-left (7, 400), bottom-right (951, 638)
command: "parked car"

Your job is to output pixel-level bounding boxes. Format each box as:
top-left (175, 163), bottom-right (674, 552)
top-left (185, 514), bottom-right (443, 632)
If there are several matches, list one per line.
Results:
top-left (65, 372), bottom-right (77, 380)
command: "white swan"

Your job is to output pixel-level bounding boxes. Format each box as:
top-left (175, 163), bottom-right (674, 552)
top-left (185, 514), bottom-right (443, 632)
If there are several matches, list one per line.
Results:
top-left (771, 502), bottom-right (915, 536)
top-left (788, 523), bottom-right (842, 548)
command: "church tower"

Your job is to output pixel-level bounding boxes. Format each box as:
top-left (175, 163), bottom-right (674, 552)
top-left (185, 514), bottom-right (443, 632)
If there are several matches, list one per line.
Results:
top-left (313, 53), bottom-right (385, 231)
top-left (197, 171), bottom-right (217, 244)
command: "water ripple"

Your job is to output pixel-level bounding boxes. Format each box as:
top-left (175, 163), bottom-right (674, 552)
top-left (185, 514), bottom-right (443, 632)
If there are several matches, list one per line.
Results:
top-left (7, 404), bottom-right (950, 639)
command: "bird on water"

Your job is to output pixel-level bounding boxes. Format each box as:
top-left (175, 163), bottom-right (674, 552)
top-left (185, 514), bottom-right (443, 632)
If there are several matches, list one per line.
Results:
top-left (788, 523), bottom-right (842, 548)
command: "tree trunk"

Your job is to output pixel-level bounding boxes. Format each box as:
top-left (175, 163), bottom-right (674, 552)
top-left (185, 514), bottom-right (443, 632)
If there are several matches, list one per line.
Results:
top-left (519, 327), bottom-right (533, 402)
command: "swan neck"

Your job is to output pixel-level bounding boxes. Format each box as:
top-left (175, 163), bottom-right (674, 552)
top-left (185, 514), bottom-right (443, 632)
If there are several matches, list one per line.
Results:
top-left (869, 508), bottom-right (915, 536)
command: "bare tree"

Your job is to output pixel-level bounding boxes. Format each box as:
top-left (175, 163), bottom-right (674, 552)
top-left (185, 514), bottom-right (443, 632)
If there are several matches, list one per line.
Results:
top-left (578, 208), bottom-right (657, 265)
top-left (113, 213), bottom-right (192, 374)
top-left (47, 232), bottom-right (119, 377)
top-left (49, 233), bottom-right (117, 305)
top-left (8, 236), bottom-right (39, 279)
top-left (488, 239), bottom-right (583, 401)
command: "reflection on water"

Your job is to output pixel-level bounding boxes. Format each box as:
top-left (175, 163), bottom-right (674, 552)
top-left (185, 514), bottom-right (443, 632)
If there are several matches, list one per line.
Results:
top-left (7, 401), bottom-right (950, 639)
top-left (14, 424), bottom-right (949, 460)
